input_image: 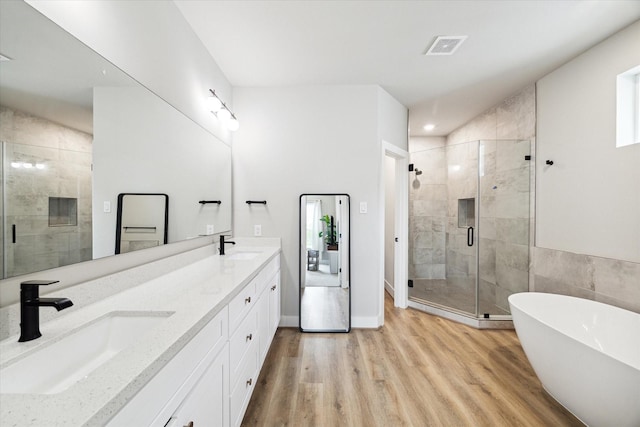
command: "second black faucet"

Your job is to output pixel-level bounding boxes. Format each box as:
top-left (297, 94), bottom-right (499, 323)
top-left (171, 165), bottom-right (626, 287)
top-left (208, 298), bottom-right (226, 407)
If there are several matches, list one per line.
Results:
top-left (219, 235), bottom-right (236, 255)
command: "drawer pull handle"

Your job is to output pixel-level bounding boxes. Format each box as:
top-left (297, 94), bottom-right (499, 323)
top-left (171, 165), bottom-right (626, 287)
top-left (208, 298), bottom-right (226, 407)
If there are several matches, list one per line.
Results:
top-left (246, 378), bottom-right (253, 387)
top-left (271, 285), bottom-right (277, 291)
top-left (245, 296), bottom-right (251, 304)
top-left (246, 333), bottom-right (253, 341)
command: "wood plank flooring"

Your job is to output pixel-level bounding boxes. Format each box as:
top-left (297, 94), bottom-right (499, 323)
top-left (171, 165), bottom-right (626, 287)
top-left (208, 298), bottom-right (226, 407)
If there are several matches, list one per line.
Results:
top-left (242, 293), bottom-right (583, 427)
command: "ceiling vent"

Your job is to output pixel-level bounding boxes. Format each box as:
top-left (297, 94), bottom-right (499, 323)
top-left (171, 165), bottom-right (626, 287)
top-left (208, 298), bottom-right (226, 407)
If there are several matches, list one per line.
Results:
top-left (425, 36), bottom-right (467, 56)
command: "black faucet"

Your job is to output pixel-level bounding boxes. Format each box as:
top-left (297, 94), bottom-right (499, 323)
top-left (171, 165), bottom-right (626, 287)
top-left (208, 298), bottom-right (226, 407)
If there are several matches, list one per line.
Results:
top-left (219, 234), bottom-right (236, 255)
top-left (19, 280), bottom-right (73, 342)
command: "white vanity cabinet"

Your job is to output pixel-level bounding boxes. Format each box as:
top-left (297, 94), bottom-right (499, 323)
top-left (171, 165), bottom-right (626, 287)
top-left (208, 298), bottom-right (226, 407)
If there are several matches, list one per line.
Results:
top-left (106, 253), bottom-right (281, 427)
top-left (229, 255), bottom-right (280, 427)
top-left (162, 342), bottom-right (229, 427)
top-left (107, 307), bottom-right (229, 427)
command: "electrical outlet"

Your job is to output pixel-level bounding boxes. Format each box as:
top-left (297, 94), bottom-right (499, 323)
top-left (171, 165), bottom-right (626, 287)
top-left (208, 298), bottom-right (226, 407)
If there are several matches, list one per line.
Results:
top-left (206, 224), bottom-right (214, 235)
top-left (254, 224), bottom-right (262, 236)
top-left (103, 201), bottom-right (111, 213)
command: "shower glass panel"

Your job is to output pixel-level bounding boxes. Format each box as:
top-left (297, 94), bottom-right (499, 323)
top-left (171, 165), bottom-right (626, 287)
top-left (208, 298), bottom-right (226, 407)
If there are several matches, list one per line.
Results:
top-left (408, 139), bottom-right (531, 319)
top-left (477, 139), bottom-right (531, 316)
top-left (1, 141), bottom-right (92, 278)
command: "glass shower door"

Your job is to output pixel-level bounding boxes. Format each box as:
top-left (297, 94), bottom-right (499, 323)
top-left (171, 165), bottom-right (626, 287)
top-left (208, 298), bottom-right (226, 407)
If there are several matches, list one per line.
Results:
top-left (408, 140), bottom-right (479, 316)
top-left (477, 139), bottom-right (531, 316)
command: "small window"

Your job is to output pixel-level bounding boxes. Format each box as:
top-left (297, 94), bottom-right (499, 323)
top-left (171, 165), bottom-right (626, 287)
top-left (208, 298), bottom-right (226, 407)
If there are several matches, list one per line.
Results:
top-left (616, 65), bottom-right (640, 147)
top-left (49, 197), bottom-right (78, 226)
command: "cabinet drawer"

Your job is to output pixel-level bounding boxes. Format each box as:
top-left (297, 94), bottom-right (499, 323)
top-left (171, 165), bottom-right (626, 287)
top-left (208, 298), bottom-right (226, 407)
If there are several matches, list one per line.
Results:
top-left (230, 344), bottom-right (258, 427)
top-left (163, 342), bottom-right (229, 427)
top-left (229, 308), bottom-right (257, 385)
top-left (228, 281), bottom-right (256, 334)
top-left (254, 255), bottom-right (280, 296)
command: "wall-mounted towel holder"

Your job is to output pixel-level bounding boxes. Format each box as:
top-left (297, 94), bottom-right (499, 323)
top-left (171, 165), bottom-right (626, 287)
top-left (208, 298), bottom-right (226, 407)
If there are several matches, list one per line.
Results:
top-left (246, 200), bottom-right (267, 205)
top-left (199, 200), bottom-right (222, 205)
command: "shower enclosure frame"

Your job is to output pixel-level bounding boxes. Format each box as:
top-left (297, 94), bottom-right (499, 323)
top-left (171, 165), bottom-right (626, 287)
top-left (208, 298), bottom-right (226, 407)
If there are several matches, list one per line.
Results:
top-left (406, 139), bottom-right (533, 329)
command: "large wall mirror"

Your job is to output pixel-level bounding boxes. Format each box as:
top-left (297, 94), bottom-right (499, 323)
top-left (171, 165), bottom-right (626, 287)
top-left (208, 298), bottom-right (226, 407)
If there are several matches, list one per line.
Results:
top-left (0, 1), bottom-right (232, 279)
top-left (299, 194), bottom-right (350, 332)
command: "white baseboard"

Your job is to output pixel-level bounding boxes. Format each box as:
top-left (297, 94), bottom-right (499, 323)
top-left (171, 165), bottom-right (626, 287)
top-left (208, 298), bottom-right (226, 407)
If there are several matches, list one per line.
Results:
top-left (278, 315), bottom-right (298, 328)
top-left (278, 315), bottom-right (380, 329)
top-left (384, 279), bottom-right (394, 297)
top-left (351, 316), bottom-right (381, 329)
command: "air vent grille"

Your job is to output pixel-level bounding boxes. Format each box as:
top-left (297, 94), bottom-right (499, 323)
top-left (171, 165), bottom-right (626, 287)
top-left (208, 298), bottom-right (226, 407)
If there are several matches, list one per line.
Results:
top-left (425, 36), bottom-right (467, 56)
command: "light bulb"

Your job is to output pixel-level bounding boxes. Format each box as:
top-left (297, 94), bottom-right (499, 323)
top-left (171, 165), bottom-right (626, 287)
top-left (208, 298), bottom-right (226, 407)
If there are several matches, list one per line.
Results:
top-left (228, 117), bottom-right (239, 131)
top-left (206, 95), bottom-right (222, 113)
top-left (22, 162), bottom-right (33, 169)
top-left (11, 162), bottom-right (21, 168)
top-left (36, 163), bottom-right (45, 169)
top-left (217, 108), bottom-right (231, 122)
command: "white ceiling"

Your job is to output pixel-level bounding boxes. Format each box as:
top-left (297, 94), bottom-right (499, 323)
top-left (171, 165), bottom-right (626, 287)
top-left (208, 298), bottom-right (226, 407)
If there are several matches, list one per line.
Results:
top-left (174, 0), bottom-right (640, 137)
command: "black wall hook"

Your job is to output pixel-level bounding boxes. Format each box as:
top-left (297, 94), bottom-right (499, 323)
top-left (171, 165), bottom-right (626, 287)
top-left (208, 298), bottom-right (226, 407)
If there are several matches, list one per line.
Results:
top-left (546, 160), bottom-right (554, 165)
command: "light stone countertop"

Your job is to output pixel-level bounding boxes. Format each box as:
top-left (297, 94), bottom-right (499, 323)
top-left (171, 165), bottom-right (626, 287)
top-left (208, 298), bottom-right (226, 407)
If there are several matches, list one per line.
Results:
top-left (0, 240), bottom-right (281, 426)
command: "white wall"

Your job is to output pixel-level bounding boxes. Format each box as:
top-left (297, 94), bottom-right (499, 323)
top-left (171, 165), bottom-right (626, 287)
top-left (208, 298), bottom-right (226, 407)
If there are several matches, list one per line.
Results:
top-left (93, 87), bottom-right (232, 258)
top-left (536, 21), bottom-right (640, 263)
top-left (26, 0), bottom-right (232, 146)
top-left (232, 86), bottom-right (406, 327)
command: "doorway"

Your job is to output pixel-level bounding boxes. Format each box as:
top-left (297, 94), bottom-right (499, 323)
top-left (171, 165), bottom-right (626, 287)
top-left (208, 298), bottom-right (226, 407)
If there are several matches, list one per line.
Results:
top-left (381, 142), bottom-right (408, 312)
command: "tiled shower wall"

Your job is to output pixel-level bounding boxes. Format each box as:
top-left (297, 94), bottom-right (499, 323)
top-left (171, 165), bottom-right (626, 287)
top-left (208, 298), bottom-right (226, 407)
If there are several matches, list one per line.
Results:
top-left (408, 145), bottom-right (447, 280)
top-left (409, 85), bottom-right (536, 312)
top-left (447, 86), bottom-right (535, 312)
top-left (0, 107), bottom-right (92, 277)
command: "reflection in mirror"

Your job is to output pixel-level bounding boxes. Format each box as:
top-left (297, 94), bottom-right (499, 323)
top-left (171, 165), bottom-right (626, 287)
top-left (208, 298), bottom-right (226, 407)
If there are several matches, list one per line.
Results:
top-left (115, 193), bottom-right (169, 254)
top-left (299, 194), bottom-right (350, 332)
top-left (0, 1), bottom-right (231, 279)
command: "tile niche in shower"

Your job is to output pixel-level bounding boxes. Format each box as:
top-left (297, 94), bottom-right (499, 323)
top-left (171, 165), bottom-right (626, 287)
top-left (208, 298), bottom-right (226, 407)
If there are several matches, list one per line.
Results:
top-left (48, 197), bottom-right (78, 227)
top-left (458, 198), bottom-right (475, 228)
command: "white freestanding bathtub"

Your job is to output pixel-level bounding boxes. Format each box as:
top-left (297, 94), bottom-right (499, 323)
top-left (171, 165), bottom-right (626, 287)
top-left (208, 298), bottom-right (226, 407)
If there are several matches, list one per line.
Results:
top-left (509, 292), bottom-right (640, 427)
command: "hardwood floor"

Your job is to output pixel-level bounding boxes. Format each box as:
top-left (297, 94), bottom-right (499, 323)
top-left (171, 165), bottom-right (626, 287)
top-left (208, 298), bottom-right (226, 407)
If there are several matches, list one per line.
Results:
top-left (242, 293), bottom-right (583, 427)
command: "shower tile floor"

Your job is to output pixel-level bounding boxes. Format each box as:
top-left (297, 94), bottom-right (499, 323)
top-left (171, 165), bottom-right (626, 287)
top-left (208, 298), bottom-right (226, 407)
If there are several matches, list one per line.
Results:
top-left (409, 278), bottom-right (510, 316)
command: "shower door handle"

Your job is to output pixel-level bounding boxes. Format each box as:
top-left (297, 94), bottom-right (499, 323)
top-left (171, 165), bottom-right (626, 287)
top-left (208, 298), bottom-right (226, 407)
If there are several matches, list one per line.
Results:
top-left (467, 226), bottom-right (474, 247)
top-left (12, 224), bottom-right (16, 244)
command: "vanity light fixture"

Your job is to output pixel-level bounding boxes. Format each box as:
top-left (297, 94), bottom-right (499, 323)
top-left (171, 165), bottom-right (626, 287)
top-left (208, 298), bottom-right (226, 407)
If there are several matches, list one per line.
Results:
top-left (208, 89), bottom-right (239, 132)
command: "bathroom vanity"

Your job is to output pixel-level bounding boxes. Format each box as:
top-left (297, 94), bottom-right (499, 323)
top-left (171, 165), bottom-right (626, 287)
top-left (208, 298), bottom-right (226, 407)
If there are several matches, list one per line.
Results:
top-left (0, 239), bottom-right (281, 427)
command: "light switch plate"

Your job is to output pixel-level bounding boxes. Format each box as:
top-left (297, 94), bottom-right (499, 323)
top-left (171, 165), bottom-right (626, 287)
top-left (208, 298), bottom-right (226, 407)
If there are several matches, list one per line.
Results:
top-left (254, 224), bottom-right (262, 236)
top-left (103, 201), bottom-right (111, 213)
top-left (206, 224), bottom-right (214, 235)
top-left (359, 202), bottom-right (367, 214)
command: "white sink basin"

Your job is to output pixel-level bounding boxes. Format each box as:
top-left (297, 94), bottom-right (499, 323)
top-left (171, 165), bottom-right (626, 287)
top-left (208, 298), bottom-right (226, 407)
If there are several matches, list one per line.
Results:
top-left (226, 251), bottom-right (260, 260)
top-left (0, 311), bottom-right (173, 394)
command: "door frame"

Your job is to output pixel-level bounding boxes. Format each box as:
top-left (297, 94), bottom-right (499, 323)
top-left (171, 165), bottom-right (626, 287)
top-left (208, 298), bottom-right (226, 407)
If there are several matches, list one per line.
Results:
top-left (380, 141), bottom-right (409, 315)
